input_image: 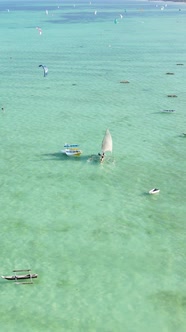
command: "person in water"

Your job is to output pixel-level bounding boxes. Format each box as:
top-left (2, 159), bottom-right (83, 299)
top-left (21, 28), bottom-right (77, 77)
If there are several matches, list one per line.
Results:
top-left (98, 152), bottom-right (104, 162)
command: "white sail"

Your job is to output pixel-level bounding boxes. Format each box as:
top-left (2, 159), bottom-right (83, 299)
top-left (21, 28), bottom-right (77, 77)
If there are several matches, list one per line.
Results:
top-left (101, 129), bottom-right (112, 153)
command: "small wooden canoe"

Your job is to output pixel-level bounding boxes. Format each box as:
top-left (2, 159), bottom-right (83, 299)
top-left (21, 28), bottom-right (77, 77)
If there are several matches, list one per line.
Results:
top-left (1, 274), bottom-right (38, 280)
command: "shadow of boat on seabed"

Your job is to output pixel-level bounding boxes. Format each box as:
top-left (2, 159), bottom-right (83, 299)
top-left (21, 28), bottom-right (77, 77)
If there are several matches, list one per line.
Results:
top-left (41, 152), bottom-right (115, 165)
top-left (41, 152), bottom-right (88, 162)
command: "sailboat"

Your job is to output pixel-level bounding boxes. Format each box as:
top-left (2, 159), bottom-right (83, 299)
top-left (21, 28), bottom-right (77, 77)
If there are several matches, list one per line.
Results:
top-left (61, 144), bottom-right (82, 156)
top-left (99, 129), bottom-right (112, 162)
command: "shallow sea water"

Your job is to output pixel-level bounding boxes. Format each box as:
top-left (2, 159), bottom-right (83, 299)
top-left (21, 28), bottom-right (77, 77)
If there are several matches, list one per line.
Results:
top-left (0, 1), bottom-right (186, 331)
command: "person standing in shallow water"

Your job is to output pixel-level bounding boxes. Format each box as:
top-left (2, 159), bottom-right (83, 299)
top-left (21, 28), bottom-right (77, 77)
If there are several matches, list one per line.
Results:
top-left (100, 153), bottom-right (105, 163)
top-left (98, 152), bottom-right (105, 163)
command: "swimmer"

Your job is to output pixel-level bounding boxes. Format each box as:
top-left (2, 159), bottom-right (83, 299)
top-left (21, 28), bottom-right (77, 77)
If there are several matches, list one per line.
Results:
top-left (100, 152), bottom-right (105, 163)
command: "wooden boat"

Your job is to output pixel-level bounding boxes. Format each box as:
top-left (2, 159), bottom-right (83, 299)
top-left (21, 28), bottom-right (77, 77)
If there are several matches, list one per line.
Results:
top-left (149, 188), bottom-right (160, 194)
top-left (61, 144), bottom-right (82, 156)
top-left (1, 274), bottom-right (38, 280)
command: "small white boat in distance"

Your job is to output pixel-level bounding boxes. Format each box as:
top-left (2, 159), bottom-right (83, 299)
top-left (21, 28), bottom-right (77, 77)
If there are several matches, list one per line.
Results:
top-left (61, 144), bottom-right (82, 156)
top-left (149, 188), bottom-right (160, 194)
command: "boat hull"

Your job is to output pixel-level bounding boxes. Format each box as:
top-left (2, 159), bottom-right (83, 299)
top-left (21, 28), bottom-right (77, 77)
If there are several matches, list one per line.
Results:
top-left (61, 149), bottom-right (82, 156)
top-left (149, 189), bottom-right (160, 194)
top-left (1, 274), bottom-right (38, 280)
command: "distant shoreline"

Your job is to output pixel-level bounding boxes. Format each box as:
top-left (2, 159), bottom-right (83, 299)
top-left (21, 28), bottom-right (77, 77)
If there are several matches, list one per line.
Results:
top-left (151, 0), bottom-right (186, 2)
top-left (149, 0), bottom-right (186, 3)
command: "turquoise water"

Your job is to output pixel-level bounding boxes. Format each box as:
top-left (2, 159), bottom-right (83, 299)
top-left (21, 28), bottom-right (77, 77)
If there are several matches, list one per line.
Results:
top-left (0, 1), bottom-right (186, 331)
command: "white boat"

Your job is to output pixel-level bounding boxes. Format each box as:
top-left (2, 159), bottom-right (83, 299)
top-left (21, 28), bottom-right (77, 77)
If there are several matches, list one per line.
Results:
top-left (99, 129), bottom-right (112, 162)
top-left (149, 188), bottom-right (160, 194)
top-left (61, 144), bottom-right (82, 156)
